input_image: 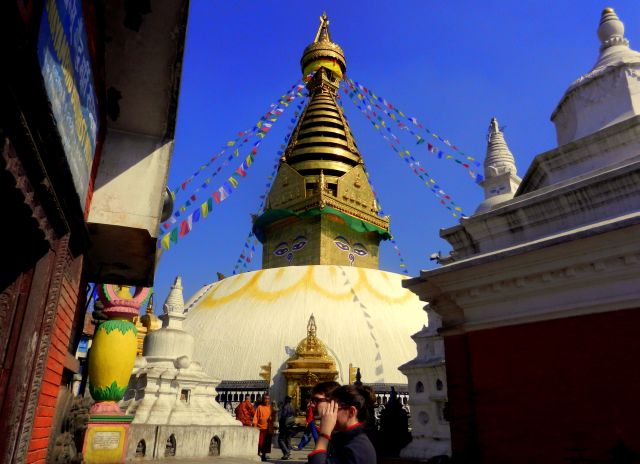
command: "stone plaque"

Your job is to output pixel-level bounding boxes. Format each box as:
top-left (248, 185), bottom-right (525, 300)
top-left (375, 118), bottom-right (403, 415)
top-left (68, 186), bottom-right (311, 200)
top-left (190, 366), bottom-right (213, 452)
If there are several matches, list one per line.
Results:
top-left (92, 431), bottom-right (121, 450)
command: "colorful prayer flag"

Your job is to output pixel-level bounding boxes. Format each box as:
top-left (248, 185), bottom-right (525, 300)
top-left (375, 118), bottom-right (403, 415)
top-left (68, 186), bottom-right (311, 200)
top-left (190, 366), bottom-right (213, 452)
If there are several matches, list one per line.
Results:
top-left (161, 233), bottom-right (171, 250)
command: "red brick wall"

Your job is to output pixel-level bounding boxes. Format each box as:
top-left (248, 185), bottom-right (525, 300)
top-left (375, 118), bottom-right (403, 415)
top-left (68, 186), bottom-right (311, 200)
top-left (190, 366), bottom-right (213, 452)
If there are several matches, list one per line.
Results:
top-left (26, 256), bottom-right (83, 464)
top-left (445, 307), bottom-right (640, 464)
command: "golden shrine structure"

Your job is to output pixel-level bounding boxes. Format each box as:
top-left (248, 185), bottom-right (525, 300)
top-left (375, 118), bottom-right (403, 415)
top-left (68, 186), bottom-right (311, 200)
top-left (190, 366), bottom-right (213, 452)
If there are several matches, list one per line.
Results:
top-left (282, 315), bottom-right (338, 411)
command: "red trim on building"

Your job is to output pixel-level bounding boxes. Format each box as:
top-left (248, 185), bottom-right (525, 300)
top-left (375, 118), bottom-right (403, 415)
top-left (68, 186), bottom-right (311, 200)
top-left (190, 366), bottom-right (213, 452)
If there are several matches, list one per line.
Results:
top-left (444, 307), bottom-right (640, 463)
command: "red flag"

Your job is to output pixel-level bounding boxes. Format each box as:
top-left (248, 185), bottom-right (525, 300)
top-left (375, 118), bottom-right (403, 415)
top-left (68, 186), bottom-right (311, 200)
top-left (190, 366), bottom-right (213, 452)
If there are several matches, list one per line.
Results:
top-left (179, 220), bottom-right (189, 237)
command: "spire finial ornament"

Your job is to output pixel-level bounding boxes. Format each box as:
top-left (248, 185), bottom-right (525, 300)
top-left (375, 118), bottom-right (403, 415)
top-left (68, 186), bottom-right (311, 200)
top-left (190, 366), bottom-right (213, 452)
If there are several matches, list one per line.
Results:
top-left (314, 12), bottom-right (331, 43)
top-left (146, 295), bottom-right (154, 315)
top-left (307, 314), bottom-right (317, 338)
top-left (301, 12), bottom-right (346, 79)
top-left (598, 7), bottom-right (629, 50)
top-left (487, 117), bottom-right (500, 141)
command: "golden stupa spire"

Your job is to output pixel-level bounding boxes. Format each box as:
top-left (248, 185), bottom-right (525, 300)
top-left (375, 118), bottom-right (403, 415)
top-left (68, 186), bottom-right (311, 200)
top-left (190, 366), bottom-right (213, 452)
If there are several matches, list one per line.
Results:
top-left (254, 14), bottom-right (390, 270)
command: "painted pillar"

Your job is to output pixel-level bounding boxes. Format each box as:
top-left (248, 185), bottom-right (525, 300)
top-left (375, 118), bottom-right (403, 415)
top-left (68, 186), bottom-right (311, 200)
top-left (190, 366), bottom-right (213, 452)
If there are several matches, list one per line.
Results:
top-left (83, 285), bottom-right (151, 464)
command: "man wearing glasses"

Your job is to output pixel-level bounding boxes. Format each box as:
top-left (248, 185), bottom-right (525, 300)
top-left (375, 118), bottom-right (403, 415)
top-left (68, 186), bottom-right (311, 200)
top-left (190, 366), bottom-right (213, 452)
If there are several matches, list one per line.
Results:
top-left (297, 381), bottom-right (340, 450)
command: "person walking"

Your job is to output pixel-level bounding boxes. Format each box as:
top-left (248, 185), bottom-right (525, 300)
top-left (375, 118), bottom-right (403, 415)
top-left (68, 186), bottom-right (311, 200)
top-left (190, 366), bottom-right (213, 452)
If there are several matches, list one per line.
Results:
top-left (308, 385), bottom-right (377, 463)
top-left (235, 394), bottom-right (255, 426)
top-left (297, 398), bottom-right (319, 450)
top-left (278, 396), bottom-right (295, 459)
top-left (253, 393), bottom-right (274, 461)
top-left (298, 381), bottom-right (339, 450)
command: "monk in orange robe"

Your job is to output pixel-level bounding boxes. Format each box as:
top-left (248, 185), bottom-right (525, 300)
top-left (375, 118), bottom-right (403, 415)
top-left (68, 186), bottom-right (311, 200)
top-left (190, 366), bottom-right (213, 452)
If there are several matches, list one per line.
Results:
top-left (235, 394), bottom-right (255, 426)
top-left (253, 393), bottom-right (274, 461)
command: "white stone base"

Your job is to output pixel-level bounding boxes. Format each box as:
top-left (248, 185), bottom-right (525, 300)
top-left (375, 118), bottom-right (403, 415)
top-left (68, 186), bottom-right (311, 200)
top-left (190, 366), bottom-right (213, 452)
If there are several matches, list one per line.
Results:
top-left (126, 424), bottom-right (259, 461)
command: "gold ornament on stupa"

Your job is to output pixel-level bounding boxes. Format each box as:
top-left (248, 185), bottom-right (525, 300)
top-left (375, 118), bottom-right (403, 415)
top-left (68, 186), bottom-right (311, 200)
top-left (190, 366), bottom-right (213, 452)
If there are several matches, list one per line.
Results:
top-left (133, 295), bottom-right (161, 356)
top-left (282, 315), bottom-right (338, 411)
top-left (301, 12), bottom-right (346, 80)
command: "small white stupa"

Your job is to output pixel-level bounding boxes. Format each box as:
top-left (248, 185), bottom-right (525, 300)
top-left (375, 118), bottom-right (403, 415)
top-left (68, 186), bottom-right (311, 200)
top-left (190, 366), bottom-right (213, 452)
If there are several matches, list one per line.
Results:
top-left (399, 308), bottom-right (451, 460)
top-left (120, 276), bottom-right (258, 460)
top-left (475, 117), bottom-right (521, 214)
top-left (552, 7), bottom-right (640, 145)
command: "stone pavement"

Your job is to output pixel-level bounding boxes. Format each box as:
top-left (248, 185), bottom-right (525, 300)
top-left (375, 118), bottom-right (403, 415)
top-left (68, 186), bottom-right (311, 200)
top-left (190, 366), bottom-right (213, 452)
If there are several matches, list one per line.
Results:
top-left (154, 442), bottom-right (311, 463)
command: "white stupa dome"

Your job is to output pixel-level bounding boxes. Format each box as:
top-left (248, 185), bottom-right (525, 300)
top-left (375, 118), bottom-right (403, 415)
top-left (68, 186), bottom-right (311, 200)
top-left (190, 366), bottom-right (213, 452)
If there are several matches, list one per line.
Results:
top-left (183, 265), bottom-right (427, 398)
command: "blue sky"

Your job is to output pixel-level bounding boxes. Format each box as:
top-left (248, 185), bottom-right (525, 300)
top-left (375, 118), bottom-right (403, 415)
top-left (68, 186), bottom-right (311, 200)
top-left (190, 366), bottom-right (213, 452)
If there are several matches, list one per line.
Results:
top-left (152, 1), bottom-right (639, 308)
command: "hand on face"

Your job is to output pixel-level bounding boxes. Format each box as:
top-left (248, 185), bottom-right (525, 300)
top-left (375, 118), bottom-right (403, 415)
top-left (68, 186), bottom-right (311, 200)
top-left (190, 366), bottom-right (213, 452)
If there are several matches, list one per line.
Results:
top-left (318, 399), bottom-right (339, 435)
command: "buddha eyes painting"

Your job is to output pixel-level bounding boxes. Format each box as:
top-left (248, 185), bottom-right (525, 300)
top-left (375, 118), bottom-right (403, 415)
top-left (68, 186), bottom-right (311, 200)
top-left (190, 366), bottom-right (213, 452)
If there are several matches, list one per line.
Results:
top-left (334, 237), bottom-right (350, 251)
top-left (353, 245), bottom-right (368, 256)
top-left (333, 236), bottom-right (368, 265)
top-left (274, 236), bottom-right (307, 264)
top-left (274, 242), bottom-right (289, 256)
top-left (291, 236), bottom-right (307, 251)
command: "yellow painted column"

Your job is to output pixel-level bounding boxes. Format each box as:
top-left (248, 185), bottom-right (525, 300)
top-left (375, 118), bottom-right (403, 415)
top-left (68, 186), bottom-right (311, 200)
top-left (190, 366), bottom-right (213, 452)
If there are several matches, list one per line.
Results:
top-left (83, 285), bottom-right (151, 464)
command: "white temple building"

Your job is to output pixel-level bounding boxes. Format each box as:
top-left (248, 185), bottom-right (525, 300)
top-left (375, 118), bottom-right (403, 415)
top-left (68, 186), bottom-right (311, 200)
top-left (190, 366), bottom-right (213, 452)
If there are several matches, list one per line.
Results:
top-left (403, 8), bottom-right (640, 462)
top-left (120, 277), bottom-right (258, 460)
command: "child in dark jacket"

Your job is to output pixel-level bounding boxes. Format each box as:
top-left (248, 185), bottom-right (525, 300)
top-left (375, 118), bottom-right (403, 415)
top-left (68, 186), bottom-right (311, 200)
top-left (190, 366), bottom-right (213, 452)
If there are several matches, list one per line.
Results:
top-left (308, 385), bottom-right (377, 464)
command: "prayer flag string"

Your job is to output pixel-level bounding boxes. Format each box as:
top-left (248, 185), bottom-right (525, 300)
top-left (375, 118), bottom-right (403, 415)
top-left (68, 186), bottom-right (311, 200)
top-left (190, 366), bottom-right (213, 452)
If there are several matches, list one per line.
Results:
top-left (339, 266), bottom-right (385, 381)
top-left (346, 79), bottom-right (481, 181)
top-left (168, 78), bottom-right (304, 198)
top-left (346, 77), bottom-right (482, 182)
top-left (157, 91), bottom-right (307, 252)
top-left (163, 81), bottom-right (306, 229)
top-left (358, 164), bottom-right (410, 275)
top-left (231, 97), bottom-right (308, 274)
top-left (339, 81), bottom-right (466, 217)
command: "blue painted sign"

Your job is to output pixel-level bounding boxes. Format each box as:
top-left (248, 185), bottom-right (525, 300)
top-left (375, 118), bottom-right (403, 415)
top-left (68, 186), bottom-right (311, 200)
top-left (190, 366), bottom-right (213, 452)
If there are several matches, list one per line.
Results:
top-left (37, 0), bottom-right (99, 209)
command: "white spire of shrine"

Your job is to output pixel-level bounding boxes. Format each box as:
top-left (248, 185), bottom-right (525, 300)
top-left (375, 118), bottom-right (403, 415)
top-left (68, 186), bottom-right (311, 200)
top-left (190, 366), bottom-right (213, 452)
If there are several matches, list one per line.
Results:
top-left (161, 276), bottom-right (186, 329)
top-left (484, 117), bottom-right (517, 179)
top-left (475, 117), bottom-right (521, 214)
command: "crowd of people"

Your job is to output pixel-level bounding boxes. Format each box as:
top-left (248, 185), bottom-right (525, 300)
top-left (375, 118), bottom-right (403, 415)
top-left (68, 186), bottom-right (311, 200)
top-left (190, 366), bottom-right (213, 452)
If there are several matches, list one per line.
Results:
top-left (234, 381), bottom-right (378, 463)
